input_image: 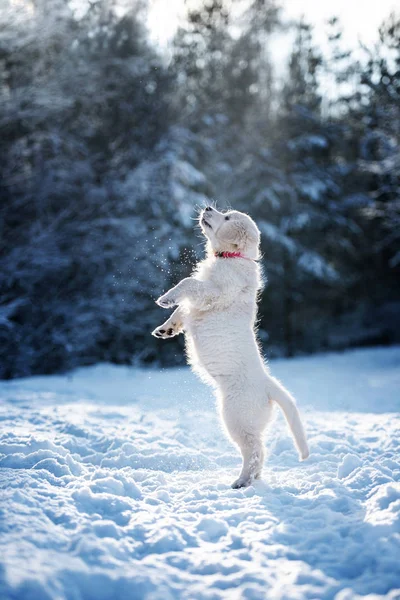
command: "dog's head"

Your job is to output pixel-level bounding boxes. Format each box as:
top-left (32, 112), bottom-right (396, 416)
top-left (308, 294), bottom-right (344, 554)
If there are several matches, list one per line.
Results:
top-left (200, 207), bottom-right (260, 260)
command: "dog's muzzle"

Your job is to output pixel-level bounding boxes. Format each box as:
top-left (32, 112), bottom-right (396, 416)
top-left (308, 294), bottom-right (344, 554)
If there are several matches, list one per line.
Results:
top-left (201, 208), bottom-right (213, 228)
top-left (201, 216), bottom-right (212, 228)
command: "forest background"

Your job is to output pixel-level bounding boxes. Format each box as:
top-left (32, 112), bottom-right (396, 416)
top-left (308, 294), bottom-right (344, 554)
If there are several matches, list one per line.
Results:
top-left (1, 0), bottom-right (399, 378)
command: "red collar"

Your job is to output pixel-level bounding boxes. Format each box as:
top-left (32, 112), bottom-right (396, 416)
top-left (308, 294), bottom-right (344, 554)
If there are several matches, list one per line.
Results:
top-left (214, 251), bottom-right (250, 260)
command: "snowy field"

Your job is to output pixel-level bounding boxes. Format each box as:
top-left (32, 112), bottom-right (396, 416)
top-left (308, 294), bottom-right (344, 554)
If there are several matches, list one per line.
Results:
top-left (1, 346), bottom-right (400, 600)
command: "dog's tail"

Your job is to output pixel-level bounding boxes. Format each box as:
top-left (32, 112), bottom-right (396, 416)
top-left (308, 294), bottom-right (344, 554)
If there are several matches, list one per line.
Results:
top-left (269, 377), bottom-right (309, 461)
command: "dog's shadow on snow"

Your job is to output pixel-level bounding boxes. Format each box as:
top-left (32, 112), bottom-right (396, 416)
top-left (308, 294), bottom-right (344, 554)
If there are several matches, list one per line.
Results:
top-left (224, 469), bottom-right (396, 596)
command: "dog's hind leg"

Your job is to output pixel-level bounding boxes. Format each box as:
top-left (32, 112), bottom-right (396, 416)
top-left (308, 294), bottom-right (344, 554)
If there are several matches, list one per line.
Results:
top-left (231, 433), bottom-right (264, 489)
top-left (152, 307), bottom-right (184, 339)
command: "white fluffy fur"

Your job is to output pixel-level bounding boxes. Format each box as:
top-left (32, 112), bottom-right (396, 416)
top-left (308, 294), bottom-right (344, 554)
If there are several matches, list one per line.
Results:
top-left (153, 207), bottom-right (309, 488)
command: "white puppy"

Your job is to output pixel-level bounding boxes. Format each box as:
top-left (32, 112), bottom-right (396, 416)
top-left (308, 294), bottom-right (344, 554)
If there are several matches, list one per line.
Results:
top-left (152, 207), bottom-right (309, 488)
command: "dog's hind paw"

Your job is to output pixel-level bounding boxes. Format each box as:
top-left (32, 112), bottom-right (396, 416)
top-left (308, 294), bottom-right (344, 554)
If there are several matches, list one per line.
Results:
top-left (231, 477), bottom-right (252, 489)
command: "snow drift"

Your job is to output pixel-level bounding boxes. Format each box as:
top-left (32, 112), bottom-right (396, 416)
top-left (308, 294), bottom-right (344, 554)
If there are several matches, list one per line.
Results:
top-left (0, 346), bottom-right (399, 599)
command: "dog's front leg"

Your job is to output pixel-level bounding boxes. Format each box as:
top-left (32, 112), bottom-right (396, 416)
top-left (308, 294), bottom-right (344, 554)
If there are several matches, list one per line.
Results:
top-left (156, 278), bottom-right (197, 308)
top-left (157, 279), bottom-right (218, 310)
top-left (152, 307), bottom-right (184, 339)
top-left (156, 278), bottom-right (192, 308)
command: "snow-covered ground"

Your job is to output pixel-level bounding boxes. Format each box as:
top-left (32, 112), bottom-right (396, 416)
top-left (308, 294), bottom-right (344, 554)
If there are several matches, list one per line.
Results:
top-left (1, 346), bottom-right (400, 600)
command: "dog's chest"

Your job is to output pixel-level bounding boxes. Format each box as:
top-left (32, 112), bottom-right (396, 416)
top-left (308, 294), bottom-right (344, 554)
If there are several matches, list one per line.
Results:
top-left (184, 258), bottom-right (260, 378)
top-left (184, 303), bottom-right (256, 378)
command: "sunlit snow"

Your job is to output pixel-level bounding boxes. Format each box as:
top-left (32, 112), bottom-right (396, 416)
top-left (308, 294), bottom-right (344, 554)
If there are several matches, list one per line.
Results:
top-left (0, 346), bottom-right (399, 599)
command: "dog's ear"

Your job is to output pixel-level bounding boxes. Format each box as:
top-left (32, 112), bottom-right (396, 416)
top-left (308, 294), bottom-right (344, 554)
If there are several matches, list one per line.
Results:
top-left (220, 220), bottom-right (260, 252)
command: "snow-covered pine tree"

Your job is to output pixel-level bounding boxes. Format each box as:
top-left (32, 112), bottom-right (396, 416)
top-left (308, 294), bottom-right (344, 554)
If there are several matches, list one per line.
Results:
top-left (318, 14), bottom-right (400, 347)
top-left (0, 0), bottom-right (176, 376)
top-left (226, 20), bottom-right (348, 355)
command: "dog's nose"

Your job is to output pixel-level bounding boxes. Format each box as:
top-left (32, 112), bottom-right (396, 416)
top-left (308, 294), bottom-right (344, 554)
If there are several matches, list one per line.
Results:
top-left (205, 206), bottom-right (213, 211)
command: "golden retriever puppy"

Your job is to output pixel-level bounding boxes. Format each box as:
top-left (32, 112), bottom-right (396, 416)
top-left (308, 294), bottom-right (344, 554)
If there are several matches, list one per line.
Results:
top-left (153, 207), bottom-right (309, 488)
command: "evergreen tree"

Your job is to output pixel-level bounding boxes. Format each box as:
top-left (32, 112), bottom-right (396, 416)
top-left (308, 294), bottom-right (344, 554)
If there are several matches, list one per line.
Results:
top-left (0, 0), bottom-right (174, 376)
top-left (1, 0), bottom-right (399, 378)
top-left (359, 14), bottom-right (400, 268)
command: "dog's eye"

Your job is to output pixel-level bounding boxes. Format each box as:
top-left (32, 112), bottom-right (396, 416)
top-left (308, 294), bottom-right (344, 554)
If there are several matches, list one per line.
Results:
top-left (225, 216), bottom-right (230, 221)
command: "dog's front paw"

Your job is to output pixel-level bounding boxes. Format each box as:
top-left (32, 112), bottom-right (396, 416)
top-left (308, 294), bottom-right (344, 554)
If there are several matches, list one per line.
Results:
top-left (156, 291), bottom-right (178, 309)
top-left (152, 325), bottom-right (177, 339)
